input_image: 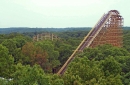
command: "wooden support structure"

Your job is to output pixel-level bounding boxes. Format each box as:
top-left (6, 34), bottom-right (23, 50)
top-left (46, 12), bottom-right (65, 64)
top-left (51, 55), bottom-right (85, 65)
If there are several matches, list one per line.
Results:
top-left (33, 33), bottom-right (58, 41)
top-left (57, 10), bottom-right (123, 75)
top-left (90, 10), bottom-right (123, 47)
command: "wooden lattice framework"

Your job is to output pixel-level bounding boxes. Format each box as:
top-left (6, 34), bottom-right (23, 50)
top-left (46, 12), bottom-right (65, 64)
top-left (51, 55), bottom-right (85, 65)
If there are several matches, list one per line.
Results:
top-left (33, 33), bottom-right (58, 41)
top-left (57, 10), bottom-right (124, 75)
top-left (90, 10), bottom-right (123, 47)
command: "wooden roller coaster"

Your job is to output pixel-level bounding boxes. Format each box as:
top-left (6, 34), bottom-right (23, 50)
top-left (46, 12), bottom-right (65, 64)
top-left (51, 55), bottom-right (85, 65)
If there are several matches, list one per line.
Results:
top-left (57, 10), bottom-right (124, 75)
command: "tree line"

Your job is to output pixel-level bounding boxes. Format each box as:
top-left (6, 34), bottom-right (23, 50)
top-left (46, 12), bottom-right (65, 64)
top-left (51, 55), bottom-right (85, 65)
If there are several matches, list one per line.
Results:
top-left (0, 30), bottom-right (130, 85)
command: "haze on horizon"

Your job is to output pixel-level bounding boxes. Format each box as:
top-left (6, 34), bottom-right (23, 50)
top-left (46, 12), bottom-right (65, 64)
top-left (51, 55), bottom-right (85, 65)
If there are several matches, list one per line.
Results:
top-left (0, 0), bottom-right (129, 28)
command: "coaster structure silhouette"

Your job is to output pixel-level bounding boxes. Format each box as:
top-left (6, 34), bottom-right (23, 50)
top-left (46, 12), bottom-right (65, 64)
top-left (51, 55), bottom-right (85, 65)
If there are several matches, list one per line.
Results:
top-left (57, 10), bottom-right (124, 75)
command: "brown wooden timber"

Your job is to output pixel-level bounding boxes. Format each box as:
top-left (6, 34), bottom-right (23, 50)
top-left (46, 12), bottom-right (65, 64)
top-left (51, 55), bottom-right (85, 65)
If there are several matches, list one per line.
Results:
top-left (57, 10), bottom-right (123, 75)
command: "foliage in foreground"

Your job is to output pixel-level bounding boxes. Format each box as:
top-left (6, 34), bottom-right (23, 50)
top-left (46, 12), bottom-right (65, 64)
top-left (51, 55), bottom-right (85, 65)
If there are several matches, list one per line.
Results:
top-left (0, 30), bottom-right (130, 84)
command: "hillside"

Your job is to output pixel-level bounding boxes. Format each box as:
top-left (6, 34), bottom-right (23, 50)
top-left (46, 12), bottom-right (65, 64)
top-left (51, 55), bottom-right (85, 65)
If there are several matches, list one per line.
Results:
top-left (0, 27), bottom-right (129, 34)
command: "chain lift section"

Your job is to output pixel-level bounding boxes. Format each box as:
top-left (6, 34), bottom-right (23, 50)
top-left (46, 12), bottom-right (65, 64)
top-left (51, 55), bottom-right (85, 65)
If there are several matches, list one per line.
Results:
top-left (57, 10), bottom-right (123, 75)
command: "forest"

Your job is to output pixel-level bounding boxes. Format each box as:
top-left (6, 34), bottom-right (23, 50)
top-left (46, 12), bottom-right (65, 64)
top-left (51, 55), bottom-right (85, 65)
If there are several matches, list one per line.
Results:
top-left (0, 27), bottom-right (130, 85)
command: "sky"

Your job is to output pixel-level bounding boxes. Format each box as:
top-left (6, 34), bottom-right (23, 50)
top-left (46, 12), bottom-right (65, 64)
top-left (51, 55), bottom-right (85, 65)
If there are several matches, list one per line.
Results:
top-left (0, 0), bottom-right (129, 28)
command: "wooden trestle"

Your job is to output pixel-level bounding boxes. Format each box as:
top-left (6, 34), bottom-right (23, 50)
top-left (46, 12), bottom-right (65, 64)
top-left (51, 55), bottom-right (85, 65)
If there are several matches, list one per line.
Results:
top-left (90, 10), bottom-right (123, 47)
top-left (57, 10), bottom-right (123, 75)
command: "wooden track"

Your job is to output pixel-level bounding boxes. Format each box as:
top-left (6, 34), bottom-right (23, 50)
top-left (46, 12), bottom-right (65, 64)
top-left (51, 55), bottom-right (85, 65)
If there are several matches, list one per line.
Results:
top-left (57, 10), bottom-right (123, 75)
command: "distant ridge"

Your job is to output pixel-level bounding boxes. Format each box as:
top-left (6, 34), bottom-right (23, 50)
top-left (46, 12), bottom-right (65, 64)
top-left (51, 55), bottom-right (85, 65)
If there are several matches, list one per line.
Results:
top-left (0, 27), bottom-right (91, 34)
top-left (0, 27), bottom-right (129, 34)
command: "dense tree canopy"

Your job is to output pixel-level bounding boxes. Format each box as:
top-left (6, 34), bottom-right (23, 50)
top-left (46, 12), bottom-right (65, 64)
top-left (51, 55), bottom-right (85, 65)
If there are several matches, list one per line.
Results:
top-left (0, 44), bottom-right (14, 78)
top-left (12, 64), bottom-right (50, 85)
top-left (0, 30), bottom-right (130, 84)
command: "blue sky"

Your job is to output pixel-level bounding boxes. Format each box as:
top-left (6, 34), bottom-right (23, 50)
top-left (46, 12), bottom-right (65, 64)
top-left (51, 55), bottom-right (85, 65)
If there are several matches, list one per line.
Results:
top-left (0, 0), bottom-right (129, 28)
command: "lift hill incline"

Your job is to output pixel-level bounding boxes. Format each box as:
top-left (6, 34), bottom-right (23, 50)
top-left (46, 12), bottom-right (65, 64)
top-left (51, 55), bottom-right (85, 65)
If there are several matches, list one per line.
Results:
top-left (57, 10), bottom-right (123, 75)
